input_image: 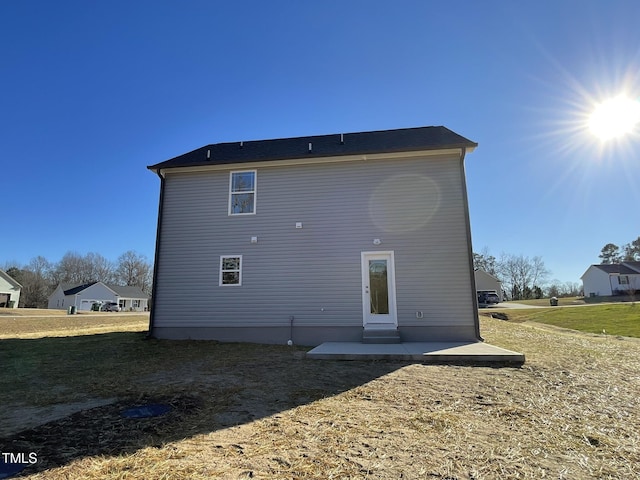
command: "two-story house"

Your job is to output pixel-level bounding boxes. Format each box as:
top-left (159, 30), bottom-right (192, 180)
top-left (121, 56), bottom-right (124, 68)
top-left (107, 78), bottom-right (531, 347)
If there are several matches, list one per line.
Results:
top-left (147, 126), bottom-right (480, 346)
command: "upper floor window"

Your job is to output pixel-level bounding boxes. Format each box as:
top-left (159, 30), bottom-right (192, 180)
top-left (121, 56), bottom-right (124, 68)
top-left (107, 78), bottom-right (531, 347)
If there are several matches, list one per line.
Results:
top-left (229, 170), bottom-right (256, 215)
top-left (619, 275), bottom-right (629, 285)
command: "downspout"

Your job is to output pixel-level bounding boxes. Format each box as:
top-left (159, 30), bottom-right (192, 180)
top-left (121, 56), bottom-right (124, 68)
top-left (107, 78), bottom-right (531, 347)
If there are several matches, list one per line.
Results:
top-left (459, 147), bottom-right (484, 342)
top-left (148, 168), bottom-right (166, 338)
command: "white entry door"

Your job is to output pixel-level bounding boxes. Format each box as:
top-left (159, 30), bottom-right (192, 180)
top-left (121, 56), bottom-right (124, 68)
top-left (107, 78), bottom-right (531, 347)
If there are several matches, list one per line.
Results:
top-left (361, 251), bottom-right (398, 329)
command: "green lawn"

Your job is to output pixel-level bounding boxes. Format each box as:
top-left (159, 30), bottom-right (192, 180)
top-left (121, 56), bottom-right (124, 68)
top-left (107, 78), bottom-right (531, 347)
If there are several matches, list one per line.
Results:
top-left (506, 296), bottom-right (636, 307)
top-left (485, 303), bottom-right (640, 338)
top-left (504, 297), bottom-right (585, 307)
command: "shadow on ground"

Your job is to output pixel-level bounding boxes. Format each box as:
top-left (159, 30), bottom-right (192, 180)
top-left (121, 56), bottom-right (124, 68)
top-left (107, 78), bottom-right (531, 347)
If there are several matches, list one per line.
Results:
top-left (0, 332), bottom-right (418, 477)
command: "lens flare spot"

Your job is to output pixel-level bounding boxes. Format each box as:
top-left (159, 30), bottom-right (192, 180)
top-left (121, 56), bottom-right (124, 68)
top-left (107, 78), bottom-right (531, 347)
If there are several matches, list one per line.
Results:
top-left (369, 174), bottom-right (440, 233)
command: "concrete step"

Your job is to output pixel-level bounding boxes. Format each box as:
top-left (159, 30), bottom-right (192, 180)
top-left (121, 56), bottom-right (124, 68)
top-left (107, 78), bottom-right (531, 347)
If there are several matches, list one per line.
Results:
top-left (306, 341), bottom-right (526, 365)
top-left (362, 329), bottom-right (401, 344)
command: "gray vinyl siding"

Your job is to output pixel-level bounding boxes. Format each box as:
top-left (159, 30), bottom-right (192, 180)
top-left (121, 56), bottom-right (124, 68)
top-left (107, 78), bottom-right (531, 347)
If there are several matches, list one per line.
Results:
top-left (153, 153), bottom-right (475, 335)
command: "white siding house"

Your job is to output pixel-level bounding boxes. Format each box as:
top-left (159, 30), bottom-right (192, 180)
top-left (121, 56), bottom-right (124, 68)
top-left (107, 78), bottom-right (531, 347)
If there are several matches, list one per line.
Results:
top-left (148, 126), bottom-right (480, 345)
top-left (0, 269), bottom-right (22, 308)
top-left (48, 282), bottom-right (149, 311)
top-left (581, 262), bottom-right (640, 297)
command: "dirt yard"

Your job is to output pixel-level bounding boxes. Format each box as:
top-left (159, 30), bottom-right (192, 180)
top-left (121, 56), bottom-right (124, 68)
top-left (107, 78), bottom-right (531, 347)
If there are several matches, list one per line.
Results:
top-left (1, 313), bottom-right (639, 479)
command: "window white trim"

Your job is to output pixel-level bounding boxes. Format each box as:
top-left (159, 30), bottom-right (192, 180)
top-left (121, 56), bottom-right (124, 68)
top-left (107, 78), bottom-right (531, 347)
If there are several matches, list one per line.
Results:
top-left (219, 255), bottom-right (243, 286)
top-left (228, 170), bottom-right (257, 215)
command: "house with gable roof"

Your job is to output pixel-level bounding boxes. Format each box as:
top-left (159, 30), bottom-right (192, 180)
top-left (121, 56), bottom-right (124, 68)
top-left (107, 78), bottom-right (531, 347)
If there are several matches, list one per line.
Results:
top-left (0, 269), bottom-right (22, 308)
top-left (581, 261), bottom-right (640, 297)
top-left (474, 269), bottom-right (503, 301)
top-left (147, 125), bottom-right (483, 346)
top-left (47, 282), bottom-right (149, 311)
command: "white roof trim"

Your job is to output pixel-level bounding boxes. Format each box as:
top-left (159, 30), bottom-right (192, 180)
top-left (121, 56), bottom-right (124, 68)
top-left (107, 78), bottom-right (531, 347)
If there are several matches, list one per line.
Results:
top-left (159, 148), bottom-right (467, 175)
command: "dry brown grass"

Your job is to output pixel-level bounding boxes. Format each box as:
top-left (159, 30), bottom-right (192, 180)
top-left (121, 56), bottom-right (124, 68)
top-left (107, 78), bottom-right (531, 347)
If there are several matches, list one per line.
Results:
top-left (0, 310), bottom-right (148, 338)
top-left (1, 312), bottom-right (639, 479)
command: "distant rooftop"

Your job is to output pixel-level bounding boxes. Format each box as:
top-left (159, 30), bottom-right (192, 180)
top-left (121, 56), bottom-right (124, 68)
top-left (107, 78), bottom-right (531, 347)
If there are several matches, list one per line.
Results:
top-left (61, 282), bottom-right (148, 298)
top-left (593, 263), bottom-right (640, 275)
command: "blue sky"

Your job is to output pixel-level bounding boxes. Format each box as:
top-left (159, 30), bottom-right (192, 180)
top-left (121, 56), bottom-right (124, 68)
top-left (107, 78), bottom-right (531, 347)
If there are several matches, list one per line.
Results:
top-left (2, 0), bottom-right (639, 284)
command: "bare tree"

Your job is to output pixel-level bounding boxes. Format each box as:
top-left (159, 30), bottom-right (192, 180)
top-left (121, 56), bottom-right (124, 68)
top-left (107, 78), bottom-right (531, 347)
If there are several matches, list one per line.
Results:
top-left (53, 252), bottom-right (89, 285)
top-left (26, 256), bottom-right (54, 307)
top-left (473, 247), bottom-right (498, 275)
top-left (3, 251), bottom-right (152, 306)
top-left (547, 280), bottom-right (582, 298)
top-left (546, 282), bottom-right (561, 298)
top-left (84, 252), bottom-right (115, 284)
top-left (115, 251), bottom-right (153, 293)
top-left (3, 257), bottom-right (54, 308)
top-left (497, 254), bottom-right (550, 300)
top-left (530, 256), bottom-right (549, 289)
top-left (52, 251), bottom-right (114, 285)
top-left (562, 281), bottom-right (582, 297)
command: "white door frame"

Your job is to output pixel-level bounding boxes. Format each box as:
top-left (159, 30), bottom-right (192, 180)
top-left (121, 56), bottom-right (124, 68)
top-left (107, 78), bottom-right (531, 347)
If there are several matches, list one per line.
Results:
top-left (361, 251), bottom-right (398, 329)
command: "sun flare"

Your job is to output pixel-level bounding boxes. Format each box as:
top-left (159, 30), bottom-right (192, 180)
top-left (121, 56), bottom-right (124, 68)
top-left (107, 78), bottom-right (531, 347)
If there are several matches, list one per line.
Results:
top-left (588, 95), bottom-right (640, 140)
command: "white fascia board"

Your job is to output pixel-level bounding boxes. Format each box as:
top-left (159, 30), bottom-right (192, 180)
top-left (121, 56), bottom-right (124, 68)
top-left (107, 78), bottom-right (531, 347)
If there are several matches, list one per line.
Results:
top-left (158, 147), bottom-right (466, 176)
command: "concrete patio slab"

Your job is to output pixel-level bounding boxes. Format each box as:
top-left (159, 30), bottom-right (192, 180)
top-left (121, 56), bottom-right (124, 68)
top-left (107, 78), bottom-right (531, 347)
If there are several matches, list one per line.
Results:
top-left (306, 341), bottom-right (525, 365)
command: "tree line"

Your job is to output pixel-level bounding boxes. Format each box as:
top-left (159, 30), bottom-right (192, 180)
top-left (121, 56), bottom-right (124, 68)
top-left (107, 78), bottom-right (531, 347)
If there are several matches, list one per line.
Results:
top-left (3, 251), bottom-right (153, 308)
top-left (598, 236), bottom-right (640, 264)
top-left (473, 248), bottom-right (580, 300)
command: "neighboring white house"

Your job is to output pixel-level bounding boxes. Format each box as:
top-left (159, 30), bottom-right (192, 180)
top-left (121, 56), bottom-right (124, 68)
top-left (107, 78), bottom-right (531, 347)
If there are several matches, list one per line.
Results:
top-left (474, 269), bottom-right (503, 301)
top-left (581, 262), bottom-right (640, 297)
top-left (147, 126), bottom-right (481, 345)
top-left (0, 269), bottom-right (22, 308)
top-left (48, 282), bottom-right (149, 311)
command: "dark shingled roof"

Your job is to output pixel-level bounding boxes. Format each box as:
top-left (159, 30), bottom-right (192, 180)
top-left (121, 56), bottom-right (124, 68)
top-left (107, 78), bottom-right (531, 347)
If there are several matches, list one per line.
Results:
top-left (110, 285), bottom-right (148, 298)
top-left (595, 264), bottom-right (640, 275)
top-left (148, 126), bottom-right (477, 171)
top-left (61, 282), bottom-right (149, 298)
top-left (63, 282), bottom-right (98, 295)
top-left (623, 261), bottom-right (640, 271)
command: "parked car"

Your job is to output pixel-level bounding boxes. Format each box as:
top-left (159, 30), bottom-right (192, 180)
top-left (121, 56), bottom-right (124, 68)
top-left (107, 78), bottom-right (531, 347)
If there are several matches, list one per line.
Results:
top-left (101, 302), bottom-right (121, 312)
top-left (478, 291), bottom-right (500, 305)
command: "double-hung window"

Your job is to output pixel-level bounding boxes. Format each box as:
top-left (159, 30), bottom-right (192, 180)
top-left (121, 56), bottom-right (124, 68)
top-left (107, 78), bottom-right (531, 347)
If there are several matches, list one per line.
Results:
top-left (229, 170), bottom-right (256, 215)
top-left (220, 256), bottom-right (242, 286)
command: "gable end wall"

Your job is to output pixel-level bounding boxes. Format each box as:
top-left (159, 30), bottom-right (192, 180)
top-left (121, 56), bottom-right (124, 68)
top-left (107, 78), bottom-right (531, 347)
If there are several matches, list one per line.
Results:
top-left (152, 153), bottom-right (477, 344)
top-left (582, 267), bottom-right (614, 297)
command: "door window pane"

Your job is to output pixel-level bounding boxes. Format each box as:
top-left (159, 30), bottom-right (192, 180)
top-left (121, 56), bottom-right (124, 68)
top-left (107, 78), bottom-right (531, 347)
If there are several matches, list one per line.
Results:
top-left (369, 260), bottom-right (389, 314)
